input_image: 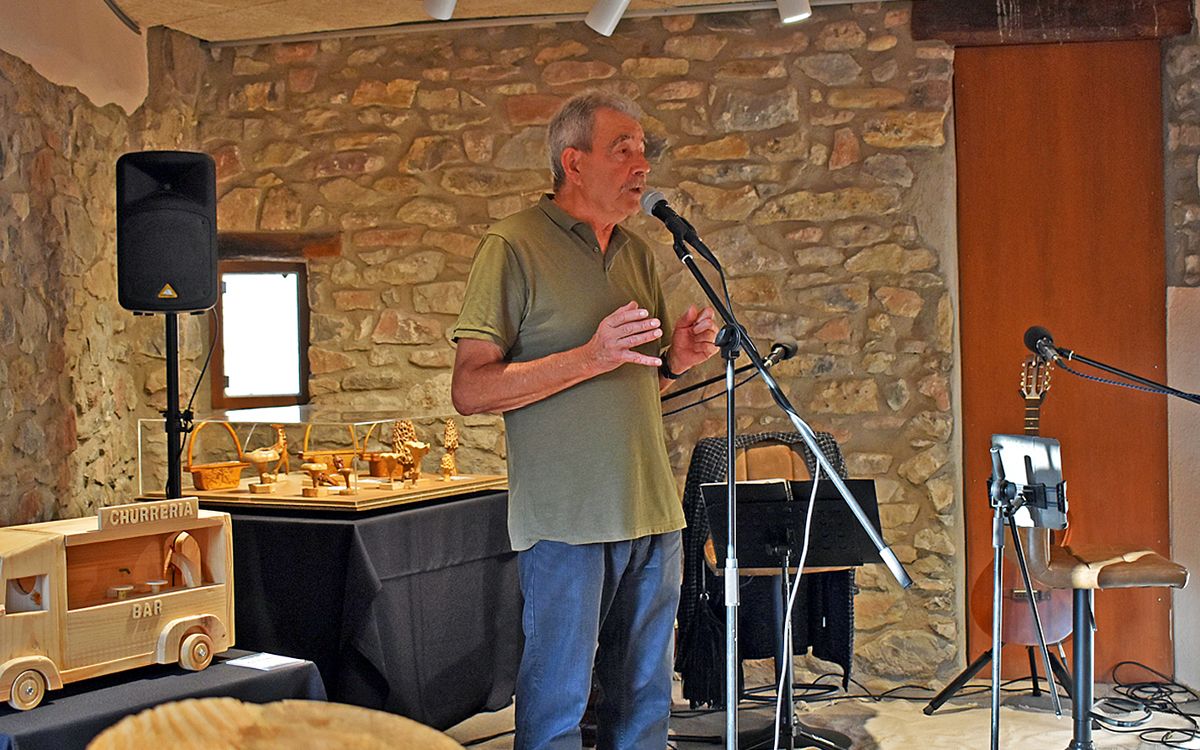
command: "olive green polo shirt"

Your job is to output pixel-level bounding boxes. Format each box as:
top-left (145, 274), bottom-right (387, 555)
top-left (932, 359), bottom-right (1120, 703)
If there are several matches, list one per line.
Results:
top-left (452, 195), bottom-right (686, 551)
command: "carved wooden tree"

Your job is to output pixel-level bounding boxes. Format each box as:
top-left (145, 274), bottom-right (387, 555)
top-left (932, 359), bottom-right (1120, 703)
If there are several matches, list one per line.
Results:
top-left (440, 419), bottom-right (460, 480)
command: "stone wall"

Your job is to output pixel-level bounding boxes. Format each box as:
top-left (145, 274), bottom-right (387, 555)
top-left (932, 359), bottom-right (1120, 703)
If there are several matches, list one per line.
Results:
top-left (0, 28), bottom-right (207, 522)
top-left (1166, 32), bottom-right (1200, 287)
top-left (198, 2), bottom-right (959, 683)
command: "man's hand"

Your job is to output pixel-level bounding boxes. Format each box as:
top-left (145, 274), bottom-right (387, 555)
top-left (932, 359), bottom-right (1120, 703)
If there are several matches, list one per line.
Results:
top-left (584, 300), bottom-right (664, 374)
top-left (452, 301), bottom-right (666, 416)
top-left (666, 305), bottom-right (719, 375)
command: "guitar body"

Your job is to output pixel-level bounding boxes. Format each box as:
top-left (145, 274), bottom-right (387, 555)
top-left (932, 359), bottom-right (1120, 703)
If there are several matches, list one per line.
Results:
top-left (970, 555), bottom-right (1073, 646)
top-left (968, 357), bottom-right (1073, 649)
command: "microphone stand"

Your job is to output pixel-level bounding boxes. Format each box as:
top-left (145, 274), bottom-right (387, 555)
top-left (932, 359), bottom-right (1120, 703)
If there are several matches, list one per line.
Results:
top-left (1054, 348), bottom-right (1200, 405)
top-left (666, 229), bottom-right (913, 750)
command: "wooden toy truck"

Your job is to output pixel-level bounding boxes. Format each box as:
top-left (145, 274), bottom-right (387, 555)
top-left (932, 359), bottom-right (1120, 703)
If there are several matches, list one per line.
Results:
top-left (0, 497), bottom-right (234, 709)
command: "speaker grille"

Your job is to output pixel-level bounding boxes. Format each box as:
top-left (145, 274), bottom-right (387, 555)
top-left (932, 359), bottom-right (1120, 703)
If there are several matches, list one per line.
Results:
top-left (118, 209), bottom-right (217, 312)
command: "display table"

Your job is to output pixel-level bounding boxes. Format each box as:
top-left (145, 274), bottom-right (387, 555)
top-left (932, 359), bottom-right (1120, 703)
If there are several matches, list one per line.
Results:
top-left (0, 649), bottom-right (325, 750)
top-left (225, 490), bottom-right (521, 730)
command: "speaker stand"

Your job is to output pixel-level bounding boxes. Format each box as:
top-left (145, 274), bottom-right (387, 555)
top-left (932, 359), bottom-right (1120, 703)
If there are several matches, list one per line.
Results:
top-left (163, 312), bottom-right (186, 499)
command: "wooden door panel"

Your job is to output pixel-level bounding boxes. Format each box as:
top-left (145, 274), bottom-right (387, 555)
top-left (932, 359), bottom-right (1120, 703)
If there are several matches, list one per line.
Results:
top-left (956, 40), bottom-right (1170, 679)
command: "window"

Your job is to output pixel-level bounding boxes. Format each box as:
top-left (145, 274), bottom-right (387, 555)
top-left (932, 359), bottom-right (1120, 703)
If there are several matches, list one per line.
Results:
top-left (5, 575), bottom-right (47, 613)
top-left (210, 260), bottom-right (310, 409)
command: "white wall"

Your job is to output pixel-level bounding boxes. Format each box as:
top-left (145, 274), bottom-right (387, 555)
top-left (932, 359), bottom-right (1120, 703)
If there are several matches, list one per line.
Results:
top-left (1168, 287), bottom-right (1200, 688)
top-left (0, 0), bottom-right (148, 113)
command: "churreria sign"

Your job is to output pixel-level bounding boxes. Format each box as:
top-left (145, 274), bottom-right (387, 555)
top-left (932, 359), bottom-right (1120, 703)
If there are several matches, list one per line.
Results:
top-left (99, 498), bottom-right (199, 530)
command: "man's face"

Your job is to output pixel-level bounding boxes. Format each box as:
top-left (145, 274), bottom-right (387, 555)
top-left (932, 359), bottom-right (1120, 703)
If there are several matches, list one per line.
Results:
top-left (570, 107), bottom-right (650, 223)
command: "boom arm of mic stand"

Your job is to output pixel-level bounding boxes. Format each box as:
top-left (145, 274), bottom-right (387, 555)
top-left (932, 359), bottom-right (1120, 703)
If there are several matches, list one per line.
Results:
top-left (1062, 349), bottom-right (1200, 405)
top-left (671, 235), bottom-right (914, 590)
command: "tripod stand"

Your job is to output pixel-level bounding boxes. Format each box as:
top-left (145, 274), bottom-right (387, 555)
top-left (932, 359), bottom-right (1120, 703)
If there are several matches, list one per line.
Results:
top-left (923, 614), bottom-right (1073, 716)
top-left (742, 545), bottom-right (845, 750)
top-left (983, 436), bottom-right (1068, 750)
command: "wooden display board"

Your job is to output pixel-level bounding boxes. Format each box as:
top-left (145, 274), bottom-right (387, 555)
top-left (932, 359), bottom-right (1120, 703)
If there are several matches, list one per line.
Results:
top-left (149, 473), bottom-right (507, 512)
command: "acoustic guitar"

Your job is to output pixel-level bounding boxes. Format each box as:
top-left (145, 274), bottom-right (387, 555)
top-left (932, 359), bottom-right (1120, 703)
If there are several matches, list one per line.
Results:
top-left (968, 356), bottom-right (1072, 646)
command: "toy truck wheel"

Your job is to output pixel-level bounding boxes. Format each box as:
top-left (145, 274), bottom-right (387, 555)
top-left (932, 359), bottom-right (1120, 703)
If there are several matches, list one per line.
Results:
top-left (8, 670), bottom-right (46, 711)
top-left (179, 633), bottom-right (214, 671)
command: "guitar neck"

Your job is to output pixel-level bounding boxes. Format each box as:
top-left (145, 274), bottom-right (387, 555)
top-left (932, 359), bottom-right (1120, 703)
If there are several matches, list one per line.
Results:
top-left (1024, 397), bottom-right (1041, 437)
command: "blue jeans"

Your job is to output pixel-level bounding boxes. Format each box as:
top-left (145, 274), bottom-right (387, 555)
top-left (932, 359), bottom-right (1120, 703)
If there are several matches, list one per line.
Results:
top-left (514, 531), bottom-right (682, 750)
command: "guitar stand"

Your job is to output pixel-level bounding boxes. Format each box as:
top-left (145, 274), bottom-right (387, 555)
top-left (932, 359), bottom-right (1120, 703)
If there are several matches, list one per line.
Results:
top-left (923, 643), bottom-right (1073, 716)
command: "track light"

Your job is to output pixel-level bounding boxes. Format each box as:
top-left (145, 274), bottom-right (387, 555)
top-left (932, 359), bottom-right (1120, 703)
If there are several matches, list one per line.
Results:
top-left (423, 0), bottom-right (456, 20)
top-left (776, 0), bottom-right (812, 23)
top-left (585, 0), bottom-right (632, 36)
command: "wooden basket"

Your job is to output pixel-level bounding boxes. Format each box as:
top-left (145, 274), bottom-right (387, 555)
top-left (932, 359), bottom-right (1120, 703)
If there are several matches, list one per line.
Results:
top-left (186, 421), bottom-right (248, 491)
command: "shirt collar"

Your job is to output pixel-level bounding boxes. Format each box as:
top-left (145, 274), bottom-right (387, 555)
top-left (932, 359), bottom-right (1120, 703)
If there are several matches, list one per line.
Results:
top-left (538, 194), bottom-right (631, 254)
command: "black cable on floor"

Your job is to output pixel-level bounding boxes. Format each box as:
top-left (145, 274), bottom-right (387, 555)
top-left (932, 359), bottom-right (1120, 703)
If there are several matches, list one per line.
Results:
top-left (1091, 660), bottom-right (1200, 748)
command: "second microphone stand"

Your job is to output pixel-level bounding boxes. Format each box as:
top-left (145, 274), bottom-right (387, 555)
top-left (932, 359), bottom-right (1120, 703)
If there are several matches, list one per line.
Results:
top-left (665, 227), bottom-right (913, 750)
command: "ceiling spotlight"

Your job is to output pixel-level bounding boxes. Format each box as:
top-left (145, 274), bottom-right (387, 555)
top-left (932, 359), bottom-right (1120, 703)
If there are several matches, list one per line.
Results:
top-left (777, 0), bottom-right (812, 23)
top-left (585, 0), bottom-right (633, 36)
top-left (423, 0), bottom-right (456, 20)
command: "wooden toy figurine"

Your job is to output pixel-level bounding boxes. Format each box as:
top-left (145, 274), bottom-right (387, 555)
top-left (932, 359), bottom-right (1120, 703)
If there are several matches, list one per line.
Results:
top-left (440, 419), bottom-right (460, 481)
top-left (300, 462), bottom-right (329, 498)
top-left (439, 453), bottom-right (456, 482)
top-left (244, 426), bottom-right (289, 494)
top-left (392, 420), bottom-right (418, 451)
top-left (0, 498), bottom-right (234, 710)
top-left (400, 441), bottom-right (430, 486)
top-left (271, 425), bottom-right (290, 474)
top-left (333, 456), bottom-right (357, 496)
top-left (244, 447), bottom-right (280, 494)
top-left (375, 453), bottom-right (401, 490)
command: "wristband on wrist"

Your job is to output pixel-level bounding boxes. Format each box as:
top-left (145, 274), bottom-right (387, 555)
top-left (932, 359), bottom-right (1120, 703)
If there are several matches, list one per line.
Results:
top-left (659, 358), bottom-right (685, 380)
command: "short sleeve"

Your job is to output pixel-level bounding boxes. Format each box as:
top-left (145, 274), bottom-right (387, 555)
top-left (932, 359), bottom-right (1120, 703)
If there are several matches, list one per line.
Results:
top-left (451, 233), bottom-right (527, 354)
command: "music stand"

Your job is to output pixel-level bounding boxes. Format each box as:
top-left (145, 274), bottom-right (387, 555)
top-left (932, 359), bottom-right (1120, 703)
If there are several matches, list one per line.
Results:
top-left (701, 479), bottom-right (883, 750)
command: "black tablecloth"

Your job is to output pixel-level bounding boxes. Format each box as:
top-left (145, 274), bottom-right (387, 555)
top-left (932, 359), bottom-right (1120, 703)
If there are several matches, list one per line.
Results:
top-left (227, 490), bottom-right (521, 730)
top-left (0, 649), bottom-right (325, 750)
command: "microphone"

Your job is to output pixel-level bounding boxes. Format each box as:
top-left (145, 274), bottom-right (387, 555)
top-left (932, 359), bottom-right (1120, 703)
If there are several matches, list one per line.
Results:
top-left (764, 338), bottom-right (798, 368)
top-left (1024, 325), bottom-right (1062, 363)
top-left (639, 190), bottom-right (721, 268)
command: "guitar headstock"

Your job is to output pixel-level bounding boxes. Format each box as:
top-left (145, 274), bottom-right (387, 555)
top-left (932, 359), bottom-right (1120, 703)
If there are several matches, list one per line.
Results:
top-left (1020, 355), bottom-right (1052, 402)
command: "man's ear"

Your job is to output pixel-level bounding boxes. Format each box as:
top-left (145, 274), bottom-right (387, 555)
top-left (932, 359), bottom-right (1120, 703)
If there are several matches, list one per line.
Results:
top-left (560, 147), bottom-right (584, 186)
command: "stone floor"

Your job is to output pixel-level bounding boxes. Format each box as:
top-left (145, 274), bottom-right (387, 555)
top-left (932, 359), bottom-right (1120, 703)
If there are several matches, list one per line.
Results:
top-left (445, 678), bottom-right (1200, 749)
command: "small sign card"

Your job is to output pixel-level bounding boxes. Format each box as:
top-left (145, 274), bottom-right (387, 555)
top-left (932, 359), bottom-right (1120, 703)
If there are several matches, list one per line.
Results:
top-left (224, 652), bottom-right (308, 671)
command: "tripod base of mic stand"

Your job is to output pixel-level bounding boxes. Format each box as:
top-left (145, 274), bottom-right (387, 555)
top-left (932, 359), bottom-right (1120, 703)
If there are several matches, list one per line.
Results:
top-left (738, 718), bottom-right (850, 750)
top-left (669, 714), bottom-right (850, 750)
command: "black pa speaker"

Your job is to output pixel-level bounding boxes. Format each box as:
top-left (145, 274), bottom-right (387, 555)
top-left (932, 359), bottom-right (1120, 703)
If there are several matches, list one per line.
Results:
top-left (117, 151), bottom-right (218, 313)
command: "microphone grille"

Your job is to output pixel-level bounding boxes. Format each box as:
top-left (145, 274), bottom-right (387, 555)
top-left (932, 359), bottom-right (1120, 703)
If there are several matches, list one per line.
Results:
top-left (1023, 325), bottom-right (1053, 354)
top-left (640, 189), bottom-right (666, 217)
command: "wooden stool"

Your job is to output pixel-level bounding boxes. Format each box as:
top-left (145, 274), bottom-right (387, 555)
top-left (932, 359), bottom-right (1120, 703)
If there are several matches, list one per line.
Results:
top-left (1019, 527), bottom-right (1189, 749)
top-left (87, 697), bottom-right (465, 750)
top-left (106, 585), bottom-right (134, 601)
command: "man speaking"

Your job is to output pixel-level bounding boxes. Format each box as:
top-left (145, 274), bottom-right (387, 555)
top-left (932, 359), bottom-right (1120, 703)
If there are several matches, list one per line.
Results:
top-left (451, 91), bottom-right (718, 750)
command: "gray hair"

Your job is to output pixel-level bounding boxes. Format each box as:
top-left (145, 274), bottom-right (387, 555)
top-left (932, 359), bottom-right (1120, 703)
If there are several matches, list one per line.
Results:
top-left (547, 91), bottom-right (642, 191)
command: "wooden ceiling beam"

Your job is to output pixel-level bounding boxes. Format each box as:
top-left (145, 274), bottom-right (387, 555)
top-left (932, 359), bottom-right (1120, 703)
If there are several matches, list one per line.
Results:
top-left (911, 0), bottom-right (1193, 46)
